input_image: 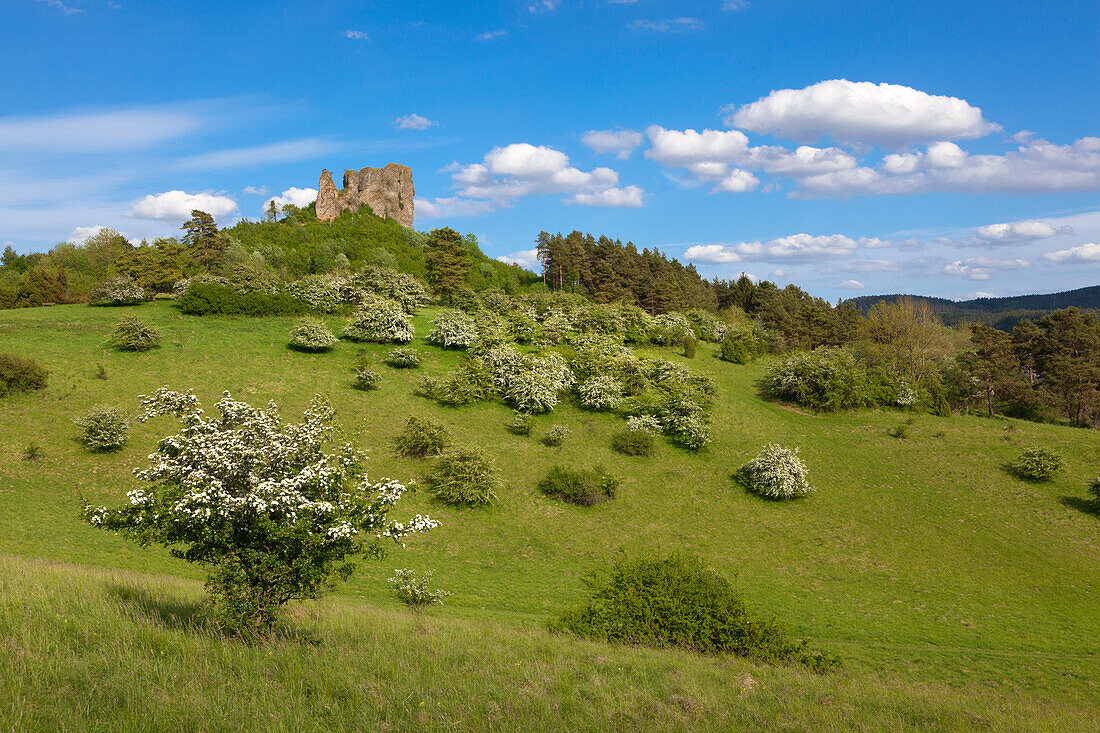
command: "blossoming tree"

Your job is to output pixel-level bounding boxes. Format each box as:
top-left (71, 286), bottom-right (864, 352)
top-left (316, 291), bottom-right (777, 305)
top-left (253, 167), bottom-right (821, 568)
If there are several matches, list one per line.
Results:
top-left (84, 387), bottom-right (438, 634)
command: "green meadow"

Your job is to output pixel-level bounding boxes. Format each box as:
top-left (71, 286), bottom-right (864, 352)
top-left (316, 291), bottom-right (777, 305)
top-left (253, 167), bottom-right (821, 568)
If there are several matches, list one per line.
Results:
top-left (2, 300), bottom-right (1098, 731)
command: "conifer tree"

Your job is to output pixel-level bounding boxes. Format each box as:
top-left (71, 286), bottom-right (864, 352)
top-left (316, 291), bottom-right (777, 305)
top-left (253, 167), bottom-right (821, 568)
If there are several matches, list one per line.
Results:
top-left (425, 226), bottom-right (470, 300)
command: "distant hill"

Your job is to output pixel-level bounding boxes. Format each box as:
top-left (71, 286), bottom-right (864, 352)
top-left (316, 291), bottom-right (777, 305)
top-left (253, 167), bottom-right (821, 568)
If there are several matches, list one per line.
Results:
top-left (844, 285), bottom-right (1100, 330)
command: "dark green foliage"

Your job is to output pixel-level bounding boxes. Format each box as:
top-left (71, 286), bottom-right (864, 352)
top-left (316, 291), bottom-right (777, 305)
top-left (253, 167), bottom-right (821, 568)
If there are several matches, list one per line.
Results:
top-left (107, 316), bottom-right (161, 352)
top-left (384, 347), bottom-right (423, 368)
top-left (352, 369), bottom-right (381, 391)
top-left (537, 465), bottom-right (619, 506)
top-left (505, 411), bottom-right (532, 436)
top-left (683, 334), bottom-right (697, 359)
top-left (0, 352), bottom-right (49, 397)
top-left (1088, 476), bottom-right (1100, 503)
top-left (393, 416), bottom-right (449, 458)
top-left (611, 428), bottom-right (655, 457)
top-left (552, 553), bottom-right (833, 669)
top-left (425, 227), bottom-right (471, 300)
top-left (74, 405), bottom-right (130, 452)
top-left (424, 447), bottom-right (498, 506)
top-left (764, 348), bottom-right (873, 411)
top-left (178, 283), bottom-right (310, 316)
top-left (418, 359), bottom-right (495, 406)
top-left (181, 210), bottom-right (229, 272)
top-left (22, 441), bottom-right (42, 461)
top-left (719, 331), bottom-right (763, 364)
top-left (1008, 447), bottom-right (1065, 482)
top-left (886, 418), bottom-right (914, 439)
top-left (541, 424), bottom-right (570, 447)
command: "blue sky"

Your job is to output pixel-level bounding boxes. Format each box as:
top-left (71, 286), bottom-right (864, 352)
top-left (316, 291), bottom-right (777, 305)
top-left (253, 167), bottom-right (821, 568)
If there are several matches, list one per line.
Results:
top-left (2, 0), bottom-right (1098, 300)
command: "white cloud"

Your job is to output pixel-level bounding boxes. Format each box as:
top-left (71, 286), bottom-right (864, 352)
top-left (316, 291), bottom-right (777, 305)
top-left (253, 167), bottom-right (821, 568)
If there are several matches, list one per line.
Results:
top-left (0, 104), bottom-right (202, 153)
top-left (569, 185), bottom-right (644, 207)
top-left (68, 225), bottom-right (110, 242)
top-left (174, 137), bottom-right (338, 170)
top-left (628, 17), bottom-right (704, 33)
top-left (415, 197), bottom-right (499, 218)
top-left (723, 0), bottom-right (750, 9)
top-left (392, 113), bottom-right (438, 131)
top-left (844, 259), bottom-right (901, 272)
top-left (582, 129), bottom-right (644, 160)
top-left (476, 29), bottom-right (508, 41)
top-left (529, 0), bottom-right (559, 13)
top-left (496, 249), bottom-right (541, 270)
top-left (1041, 242), bottom-right (1100, 264)
top-left (838, 279), bottom-right (865, 290)
top-left (943, 256), bottom-right (1031, 280)
top-left (34, 0), bottom-right (85, 15)
top-left (264, 187), bottom-right (317, 213)
top-left (974, 220), bottom-right (1072, 244)
top-left (242, 185), bottom-right (269, 196)
top-left (129, 191), bottom-right (238, 222)
top-left (344, 30), bottom-right (371, 41)
top-left (725, 79), bottom-right (1001, 147)
top-left (796, 137), bottom-right (1100, 197)
top-left (714, 169), bottom-right (759, 193)
top-left (686, 233), bottom-right (884, 263)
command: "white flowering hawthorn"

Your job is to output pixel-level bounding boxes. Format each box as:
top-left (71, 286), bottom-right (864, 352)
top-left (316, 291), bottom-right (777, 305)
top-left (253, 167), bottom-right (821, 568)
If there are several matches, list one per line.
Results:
top-left (342, 295), bottom-right (415, 343)
top-left (576, 375), bottom-right (623, 411)
top-left (83, 387), bottom-right (437, 633)
top-left (426, 309), bottom-right (479, 349)
top-left (738, 444), bottom-right (814, 499)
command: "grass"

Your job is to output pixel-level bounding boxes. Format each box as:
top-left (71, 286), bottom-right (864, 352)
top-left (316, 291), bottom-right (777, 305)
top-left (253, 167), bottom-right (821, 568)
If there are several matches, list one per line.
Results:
top-left (1, 300), bottom-right (1099, 729)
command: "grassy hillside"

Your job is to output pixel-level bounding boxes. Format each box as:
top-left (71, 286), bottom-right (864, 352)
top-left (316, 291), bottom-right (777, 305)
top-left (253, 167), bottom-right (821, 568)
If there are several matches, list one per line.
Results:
top-left (2, 301), bottom-right (1099, 730)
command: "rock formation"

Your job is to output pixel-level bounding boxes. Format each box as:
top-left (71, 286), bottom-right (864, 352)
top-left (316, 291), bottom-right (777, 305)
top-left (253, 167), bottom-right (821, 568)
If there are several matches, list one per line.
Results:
top-left (316, 163), bottom-right (414, 227)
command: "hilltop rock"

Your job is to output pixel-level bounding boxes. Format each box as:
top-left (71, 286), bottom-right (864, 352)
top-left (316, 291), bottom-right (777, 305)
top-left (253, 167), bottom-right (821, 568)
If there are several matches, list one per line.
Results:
top-left (316, 164), bottom-right (414, 227)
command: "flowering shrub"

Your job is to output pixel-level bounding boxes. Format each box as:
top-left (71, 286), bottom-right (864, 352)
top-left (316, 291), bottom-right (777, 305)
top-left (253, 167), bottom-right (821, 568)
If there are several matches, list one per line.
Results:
top-left (764, 348), bottom-right (870, 411)
top-left (576, 375), bottom-right (623, 411)
top-left (75, 405), bottom-right (130, 451)
top-left (502, 353), bottom-right (574, 413)
top-left (650, 313), bottom-right (696, 346)
top-left (418, 360), bottom-right (495, 406)
top-left (384, 347), bottom-right (422, 368)
top-left (738, 444), bottom-right (814, 499)
top-left (349, 267), bottom-right (429, 313)
top-left (353, 369), bottom-right (381, 391)
top-left (626, 414), bottom-right (662, 434)
top-left (541, 424), bottom-right (571, 447)
top-left (470, 310), bottom-right (512, 350)
top-left (684, 310), bottom-right (728, 343)
top-left (505, 410), bottom-right (532, 436)
top-left (393, 416), bottom-right (449, 457)
top-left (108, 316), bottom-right (161, 352)
top-left (0, 352), bottom-right (48, 397)
top-left (288, 318), bottom-right (338, 352)
top-left (388, 568), bottom-right (452, 608)
top-left (342, 296), bottom-right (414, 343)
top-left (538, 465), bottom-right (620, 506)
top-left (89, 275), bottom-right (145, 306)
top-left (1009, 447), bottom-right (1064, 482)
top-left (287, 274), bottom-right (346, 313)
top-left (172, 274), bottom-right (229, 299)
top-left (426, 310), bottom-right (478, 349)
top-left (425, 447), bottom-right (498, 506)
top-left (82, 388), bottom-right (437, 634)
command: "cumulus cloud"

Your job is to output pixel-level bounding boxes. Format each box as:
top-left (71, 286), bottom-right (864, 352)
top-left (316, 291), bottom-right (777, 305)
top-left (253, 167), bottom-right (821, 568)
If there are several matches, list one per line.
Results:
top-left (974, 220), bottom-right (1072, 244)
top-left (68, 225), bottom-right (111, 243)
top-left (795, 137), bottom-right (1100, 197)
top-left (582, 129), bottom-right (644, 160)
top-left (392, 113), bottom-right (438, 131)
top-left (243, 185), bottom-right (269, 196)
top-left (838, 279), bottom-right (865, 290)
top-left (725, 79), bottom-right (1001, 147)
top-left (344, 30), bottom-right (371, 41)
top-left (628, 18), bottom-right (704, 32)
top-left (942, 256), bottom-right (1031, 280)
top-left (496, 249), bottom-right (541, 270)
top-left (686, 233), bottom-right (885, 263)
top-left (128, 191), bottom-right (238, 222)
top-left (264, 187), bottom-right (317, 212)
top-left (569, 185), bottom-right (644, 207)
top-left (1041, 242), bottom-right (1100, 263)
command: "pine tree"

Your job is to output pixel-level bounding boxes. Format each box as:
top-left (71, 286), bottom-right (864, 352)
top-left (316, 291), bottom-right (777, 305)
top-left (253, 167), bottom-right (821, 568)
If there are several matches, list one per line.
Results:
top-left (425, 227), bottom-right (470, 300)
top-left (181, 210), bottom-right (227, 272)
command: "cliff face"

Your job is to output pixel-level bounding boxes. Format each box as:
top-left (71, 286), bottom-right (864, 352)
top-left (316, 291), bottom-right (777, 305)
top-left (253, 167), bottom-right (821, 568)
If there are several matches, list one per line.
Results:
top-left (316, 163), bottom-right (414, 227)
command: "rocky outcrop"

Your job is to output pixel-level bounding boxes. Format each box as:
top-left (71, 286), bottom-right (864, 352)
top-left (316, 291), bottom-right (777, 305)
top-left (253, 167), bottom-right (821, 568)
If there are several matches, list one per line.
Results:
top-left (316, 164), bottom-right (414, 227)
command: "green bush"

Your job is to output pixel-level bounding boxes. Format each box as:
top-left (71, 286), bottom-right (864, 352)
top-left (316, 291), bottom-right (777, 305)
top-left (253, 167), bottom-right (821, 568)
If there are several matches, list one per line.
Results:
top-left (419, 360), bottom-right (495, 406)
top-left (0, 352), bottom-right (48, 397)
top-left (74, 405), bottom-right (130, 452)
top-left (22, 442), bottom-right (42, 461)
top-left (424, 447), bottom-right (499, 506)
top-left (1009, 447), bottom-right (1064, 482)
top-left (352, 369), bottom-right (381, 391)
top-left (611, 428), bottom-right (655, 457)
top-left (288, 318), bottom-right (338, 352)
top-left (342, 296), bottom-right (415, 343)
top-left (541, 424), bottom-right (571, 447)
top-left (537, 465), bottom-right (619, 506)
top-left (505, 410), bottom-right (532, 436)
top-left (384, 346), bottom-right (422, 368)
top-left (1088, 477), bottom-right (1100, 502)
top-left (764, 347), bottom-right (870, 411)
top-left (551, 553), bottom-right (833, 668)
top-left (737, 444), bottom-right (814, 499)
top-left (388, 568), bottom-right (451, 608)
top-left (718, 333), bottom-right (757, 364)
top-left (107, 316), bottom-right (161, 352)
top-left (89, 275), bottom-right (145, 306)
top-left (178, 282), bottom-right (310, 316)
top-left (682, 334), bottom-right (697, 359)
top-left (393, 416), bottom-right (449, 457)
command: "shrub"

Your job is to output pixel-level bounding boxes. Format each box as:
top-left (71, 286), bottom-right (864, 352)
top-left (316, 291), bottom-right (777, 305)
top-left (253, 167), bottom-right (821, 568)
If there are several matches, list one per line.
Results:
top-left (426, 309), bottom-right (478, 349)
top-left (538, 465), bottom-right (619, 506)
top-left (288, 318), bottom-right (338, 352)
top-left (388, 568), bottom-right (452, 608)
top-left (541, 424), bottom-right (571, 447)
top-left (83, 388), bottom-right (437, 635)
top-left (178, 282), bottom-right (309, 316)
top-left (352, 369), bottom-right (381, 391)
top-left (682, 334), bottom-right (697, 359)
top-left (551, 553), bottom-right (831, 667)
top-left (89, 275), bottom-right (145, 306)
top-left (684, 310), bottom-right (728, 343)
top-left (1088, 477), bottom-right (1100, 502)
top-left (349, 267), bottom-right (430, 313)
top-left (650, 313), bottom-right (695, 347)
top-left (393, 416), bottom-right (449, 457)
top-left (738, 444), bottom-right (814, 499)
top-left (576, 375), bottom-right (623, 411)
top-left (421, 360), bottom-right (495, 406)
top-left (0, 352), bottom-right (48, 397)
top-left (108, 316), bottom-right (161, 352)
top-left (384, 346), bottom-right (422, 368)
top-left (1009, 447), bottom-right (1064, 482)
top-left (505, 410), bottom-right (532, 436)
top-left (286, 274), bottom-right (345, 313)
top-left (718, 332), bottom-right (760, 364)
top-left (342, 296), bottom-right (414, 343)
top-left (424, 447), bottom-right (498, 506)
top-left (22, 442), bottom-right (42, 461)
top-left (75, 405), bottom-right (130, 452)
top-left (611, 428), bottom-right (655, 457)
top-left (764, 347), bottom-right (870, 411)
